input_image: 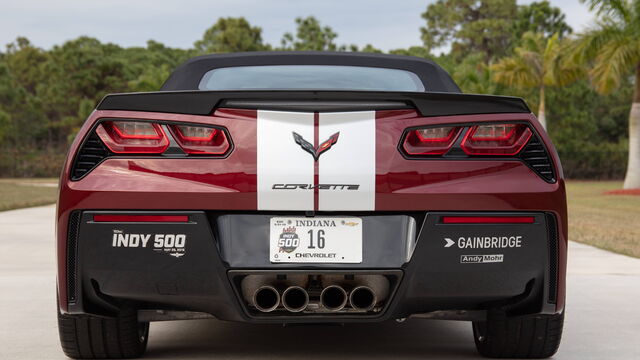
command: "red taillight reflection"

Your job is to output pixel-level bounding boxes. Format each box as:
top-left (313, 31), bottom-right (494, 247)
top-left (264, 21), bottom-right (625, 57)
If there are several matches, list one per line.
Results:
top-left (169, 125), bottom-right (230, 155)
top-left (403, 126), bottom-right (462, 155)
top-left (93, 215), bottom-right (189, 222)
top-left (442, 216), bottom-right (535, 224)
top-left (96, 121), bottom-right (169, 154)
top-left (460, 123), bottom-right (532, 155)
top-left (175, 125), bottom-right (217, 141)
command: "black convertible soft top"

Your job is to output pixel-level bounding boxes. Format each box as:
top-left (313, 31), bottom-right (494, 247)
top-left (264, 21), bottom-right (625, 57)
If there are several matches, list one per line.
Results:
top-left (98, 52), bottom-right (531, 116)
top-left (161, 51), bottom-right (462, 93)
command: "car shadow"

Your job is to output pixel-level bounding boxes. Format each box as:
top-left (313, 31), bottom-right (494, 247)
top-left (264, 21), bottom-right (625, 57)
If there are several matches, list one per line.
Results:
top-left (145, 318), bottom-right (479, 359)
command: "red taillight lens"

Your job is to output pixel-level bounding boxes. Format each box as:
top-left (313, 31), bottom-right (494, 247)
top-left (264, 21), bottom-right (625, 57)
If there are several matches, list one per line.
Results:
top-left (460, 123), bottom-right (532, 155)
top-left (402, 126), bottom-right (462, 155)
top-left (169, 125), bottom-right (230, 155)
top-left (96, 121), bottom-right (169, 154)
top-left (442, 216), bottom-right (535, 224)
top-left (93, 215), bottom-right (189, 222)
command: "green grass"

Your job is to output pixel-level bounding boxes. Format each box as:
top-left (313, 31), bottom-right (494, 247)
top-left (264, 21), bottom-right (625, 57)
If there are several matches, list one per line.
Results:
top-left (567, 181), bottom-right (640, 258)
top-left (0, 178), bottom-right (58, 211)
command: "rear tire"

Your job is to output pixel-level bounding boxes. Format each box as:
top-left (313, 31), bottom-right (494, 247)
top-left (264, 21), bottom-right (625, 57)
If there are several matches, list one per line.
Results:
top-left (58, 307), bottom-right (149, 359)
top-left (472, 311), bottom-right (564, 358)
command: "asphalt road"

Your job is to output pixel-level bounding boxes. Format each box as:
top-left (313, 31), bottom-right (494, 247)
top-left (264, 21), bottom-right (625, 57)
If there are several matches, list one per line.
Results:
top-left (1, 205), bottom-right (639, 360)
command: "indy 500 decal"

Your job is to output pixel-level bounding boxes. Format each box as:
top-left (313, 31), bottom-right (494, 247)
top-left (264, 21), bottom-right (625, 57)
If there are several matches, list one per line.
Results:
top-left (111, 230), bottom-right (186, 258)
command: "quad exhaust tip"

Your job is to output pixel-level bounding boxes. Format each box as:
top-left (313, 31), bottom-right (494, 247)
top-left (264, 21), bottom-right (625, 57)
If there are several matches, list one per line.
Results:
top-left (349, 286), bottom-right (377, 311)
top-left (253, 285), bottom-right (280, 312)
top-left (244, 274), bottom-right (390, 314)
top-left (320, 285), bottom-right (348, 311)
top-left (282, 286), bottom-right (309, 312)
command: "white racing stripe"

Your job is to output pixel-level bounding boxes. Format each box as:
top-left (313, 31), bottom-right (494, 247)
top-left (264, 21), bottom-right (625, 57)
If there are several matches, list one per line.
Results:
top-left (318, 111), bottom-right (376, 211)
top-left (257, 110), bottom-right (377, 211)
top-left (257, 110), bottom-right (314, 210)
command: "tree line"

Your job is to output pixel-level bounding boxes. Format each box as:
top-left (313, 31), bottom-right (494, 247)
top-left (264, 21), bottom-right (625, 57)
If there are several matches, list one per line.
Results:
top-left (0, 0), bottom-right (638, 187)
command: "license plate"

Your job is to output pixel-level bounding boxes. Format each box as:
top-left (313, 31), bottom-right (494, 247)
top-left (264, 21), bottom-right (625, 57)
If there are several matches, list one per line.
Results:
top-left (269, 217), bottom-right (362, 263)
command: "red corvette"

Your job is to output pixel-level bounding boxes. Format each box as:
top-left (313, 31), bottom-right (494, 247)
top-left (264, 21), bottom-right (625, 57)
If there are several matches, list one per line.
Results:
top-left (56, 52), bottom-right (566, 359)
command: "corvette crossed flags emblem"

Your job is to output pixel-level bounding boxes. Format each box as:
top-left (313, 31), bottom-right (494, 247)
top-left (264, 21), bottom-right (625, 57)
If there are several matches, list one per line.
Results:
top-left (292, 132), bottom-right (340, 161)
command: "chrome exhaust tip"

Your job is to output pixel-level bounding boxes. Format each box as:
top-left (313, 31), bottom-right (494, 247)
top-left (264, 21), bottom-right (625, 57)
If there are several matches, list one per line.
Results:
top-left (282, 286), bottom-right (309, 312)
top-left (253, 285), bottom-right (280, 312)
top-left (349, 285), bottom-right (377, 311)
top-left (320, 285), bottom-right (348, 311)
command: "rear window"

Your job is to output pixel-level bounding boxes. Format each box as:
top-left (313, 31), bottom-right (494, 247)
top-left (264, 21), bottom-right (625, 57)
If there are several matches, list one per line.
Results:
top-left (198, 65), bottom-right (425, 92)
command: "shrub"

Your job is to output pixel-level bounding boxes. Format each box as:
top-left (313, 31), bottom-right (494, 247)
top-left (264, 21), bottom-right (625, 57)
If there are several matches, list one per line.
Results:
top-left (557, 141), bottom-right (627, 179)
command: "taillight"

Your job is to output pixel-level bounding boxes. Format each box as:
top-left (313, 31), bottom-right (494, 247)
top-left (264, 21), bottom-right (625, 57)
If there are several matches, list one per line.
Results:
top-left (169, 125), bottom-right (230, 155)
top-left (460, 123), bottom-right (532, 155)
top-left (96, 121), bottom-right (169, 154)
top-left (402, 126), bottom-right (462, 155)
top-left (111, 121), bottom-right (162, 139)
top-left (442, 216), bottom-right (535, 224)
top-left (93, 215), bottom-right (189, 222)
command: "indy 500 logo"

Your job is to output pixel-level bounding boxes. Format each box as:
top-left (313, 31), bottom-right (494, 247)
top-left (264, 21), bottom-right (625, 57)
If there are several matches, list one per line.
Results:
top-left (278, 226), bottom-right (300, 253)
top-left (112, 230), bottom-right (187, 258)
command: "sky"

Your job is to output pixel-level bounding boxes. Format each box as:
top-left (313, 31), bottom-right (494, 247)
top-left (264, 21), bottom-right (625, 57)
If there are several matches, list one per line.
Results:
top-left (0, 0), bottom-right (594, 51)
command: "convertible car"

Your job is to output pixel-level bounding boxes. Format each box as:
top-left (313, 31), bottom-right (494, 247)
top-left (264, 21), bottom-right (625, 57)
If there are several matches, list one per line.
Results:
top-left (56, 52), bottom-right (566, 359)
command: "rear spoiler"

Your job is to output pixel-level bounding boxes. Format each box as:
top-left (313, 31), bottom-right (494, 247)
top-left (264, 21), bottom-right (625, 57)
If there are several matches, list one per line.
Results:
top-left (96, 90), bottom-right (531, 117)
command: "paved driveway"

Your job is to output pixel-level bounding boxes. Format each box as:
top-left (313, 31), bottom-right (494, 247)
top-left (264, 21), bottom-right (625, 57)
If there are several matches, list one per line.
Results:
top-left (1, 205), bottom-right (638, 359)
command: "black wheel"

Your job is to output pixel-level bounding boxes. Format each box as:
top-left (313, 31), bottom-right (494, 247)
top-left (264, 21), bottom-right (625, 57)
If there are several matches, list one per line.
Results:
top-left (58, 307), bottom-right (149, 359)
top-left (472, 311), bottom-right (564, 358)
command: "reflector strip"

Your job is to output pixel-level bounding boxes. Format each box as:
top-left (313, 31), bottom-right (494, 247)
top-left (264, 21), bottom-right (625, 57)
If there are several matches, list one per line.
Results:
top-left (442, 216), bottom-right (535, 224)
top-left (93, 215), bottom-right (189, 222)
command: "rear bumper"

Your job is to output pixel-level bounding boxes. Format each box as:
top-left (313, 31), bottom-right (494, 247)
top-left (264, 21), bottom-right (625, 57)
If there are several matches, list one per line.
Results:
top-left (63, 210), bottom-right (560, 323)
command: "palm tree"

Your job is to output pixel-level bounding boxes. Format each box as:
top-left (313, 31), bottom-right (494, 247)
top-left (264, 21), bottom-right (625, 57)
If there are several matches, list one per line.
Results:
top-left (453, 53), bottom-right (499, 95)
top-left (491, 31), bottom-right (583, 129)
top-left (571, 0), bottom-right (640, 189)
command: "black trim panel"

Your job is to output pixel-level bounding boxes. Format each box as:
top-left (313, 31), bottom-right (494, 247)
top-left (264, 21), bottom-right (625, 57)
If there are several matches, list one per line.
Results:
top-left (546, 213), bottom-right (559, 303)
top-left (70, 210), bottom-right (556, 320)
top-left (71, 133), bottom-right (112, 180)
top-left (97, 90), bottom-right (530, 117)
top-left (66, 211), bottom-right (81, 304)
top-left (221, 99), bottom-right (411, 112)
top-left (520, 135), bottom-right (556, 182)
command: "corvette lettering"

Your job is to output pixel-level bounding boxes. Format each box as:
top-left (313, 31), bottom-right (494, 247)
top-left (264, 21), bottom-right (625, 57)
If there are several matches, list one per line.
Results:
top-left (272, 184), bottom-right (360, 190)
